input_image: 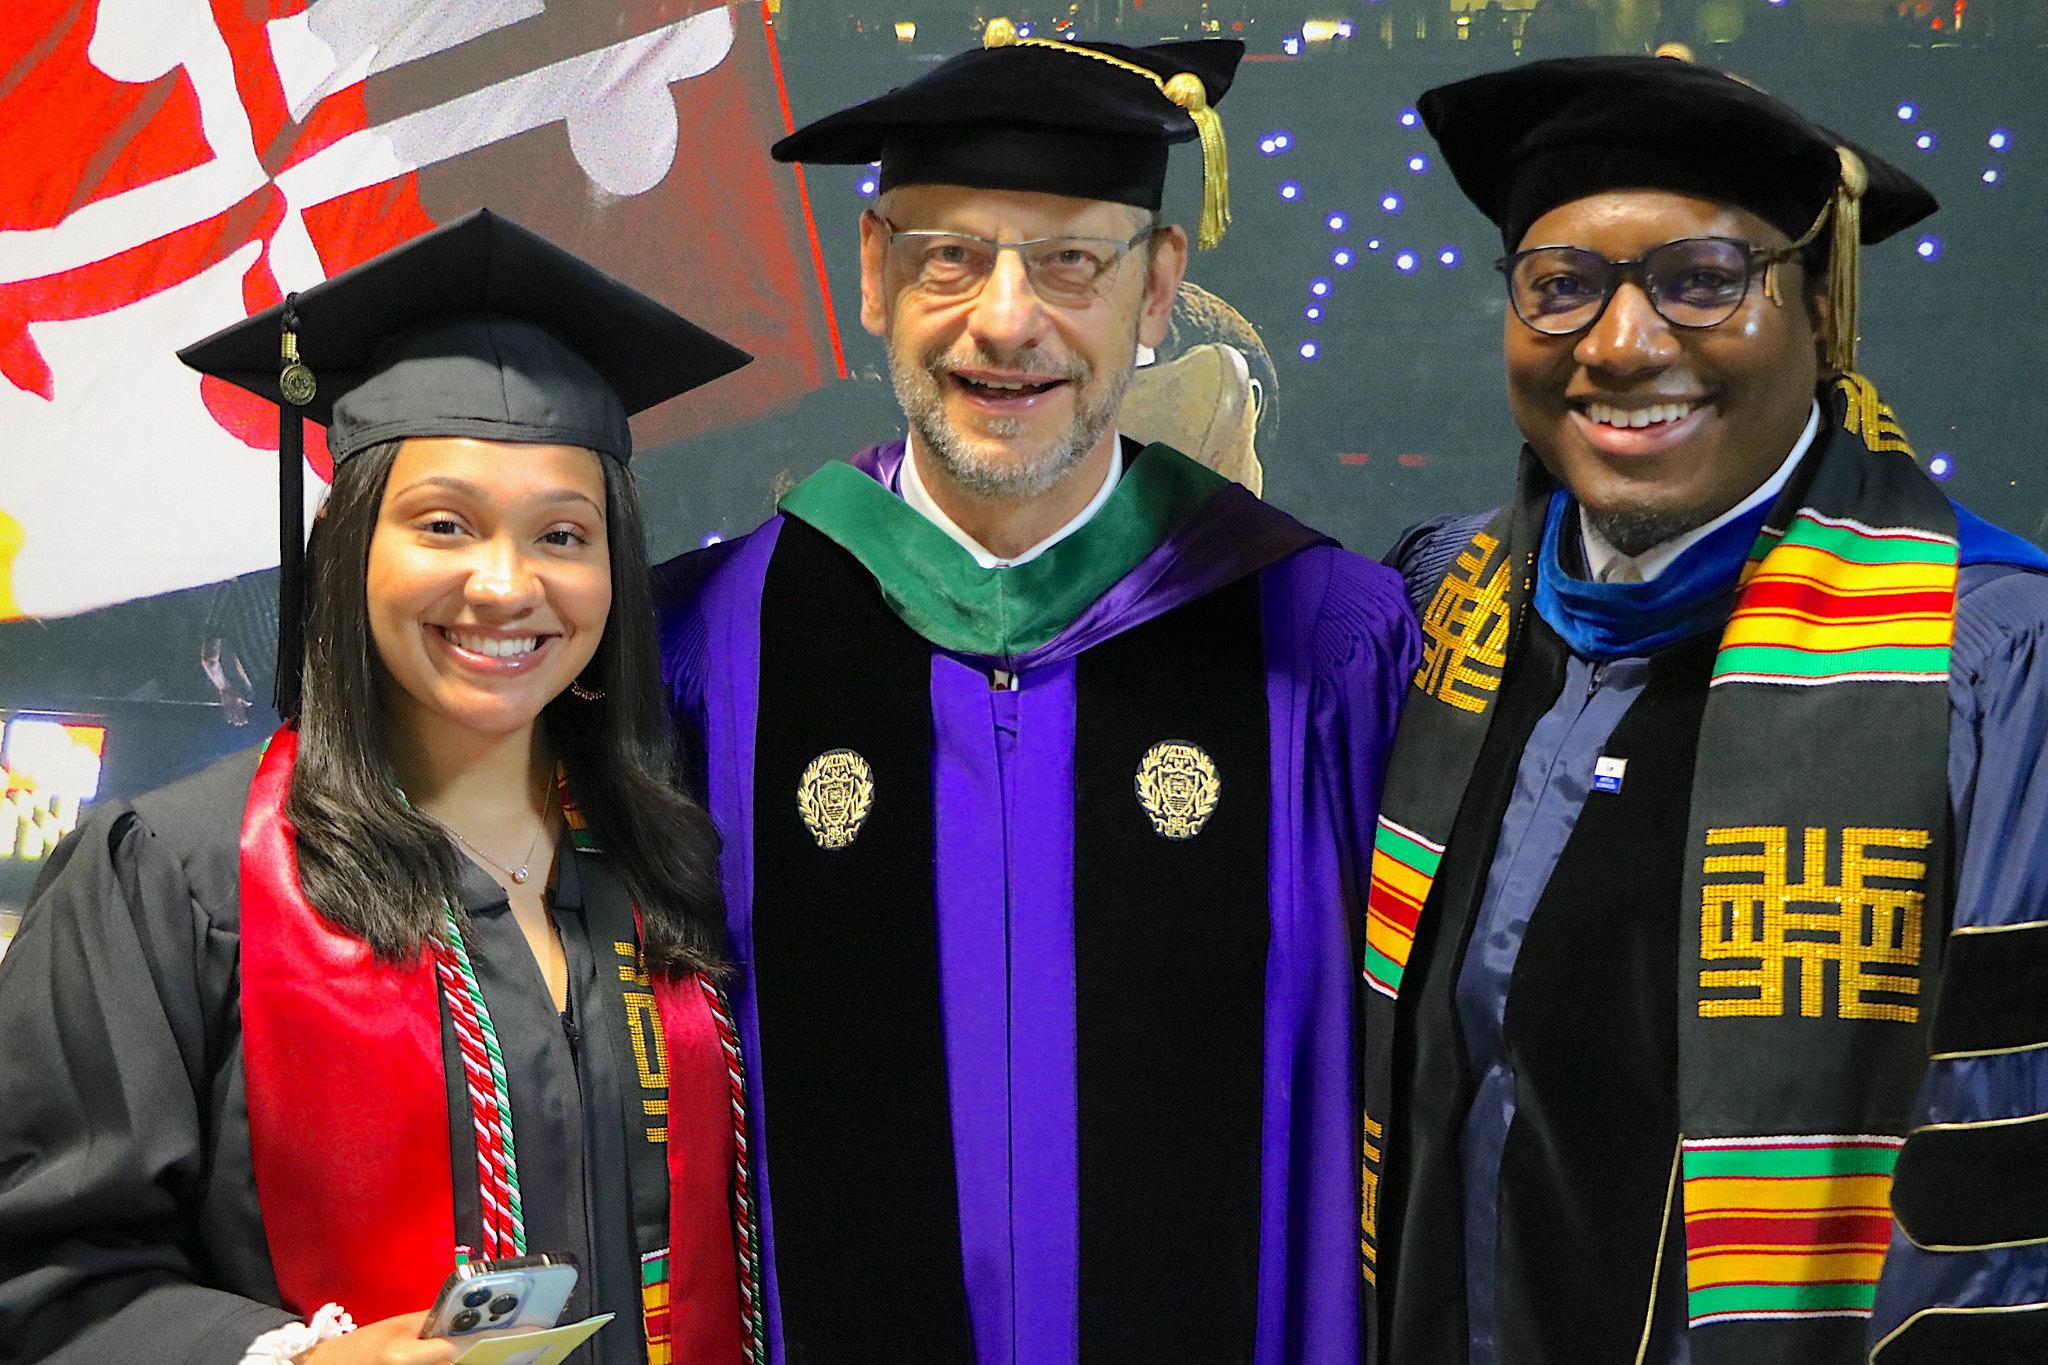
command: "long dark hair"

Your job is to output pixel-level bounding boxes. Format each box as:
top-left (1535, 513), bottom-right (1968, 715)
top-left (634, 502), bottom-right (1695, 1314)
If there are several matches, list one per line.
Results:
top-left (288, 440), bottom-right (726, 976)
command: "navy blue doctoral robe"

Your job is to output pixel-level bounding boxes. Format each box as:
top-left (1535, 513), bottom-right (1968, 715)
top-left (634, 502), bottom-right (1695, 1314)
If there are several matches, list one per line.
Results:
top-left (1387, 505), bottom-right (2048, 1363)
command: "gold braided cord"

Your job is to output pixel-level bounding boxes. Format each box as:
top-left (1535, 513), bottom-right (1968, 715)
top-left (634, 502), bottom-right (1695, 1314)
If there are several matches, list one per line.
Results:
top-left (982, 18), bottom-right (1230, 247)
top-left (986, 20), bottom-right (1168, 87)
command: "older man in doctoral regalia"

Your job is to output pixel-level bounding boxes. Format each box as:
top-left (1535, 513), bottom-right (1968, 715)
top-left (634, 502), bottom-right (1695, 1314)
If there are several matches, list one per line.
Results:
top-left (1368, 55), bottom-right (2048, 1365)
top-left (655, 21), bottom-right (1419, 1364)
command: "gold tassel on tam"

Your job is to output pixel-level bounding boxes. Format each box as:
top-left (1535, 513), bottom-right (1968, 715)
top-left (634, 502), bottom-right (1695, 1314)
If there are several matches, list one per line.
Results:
top-left (1164, 73), bottom-right (1231, 249)
top-left (982, 17), bottom-right (1232, 248)
top-left (1827, 146), bottom-right (1868, 377)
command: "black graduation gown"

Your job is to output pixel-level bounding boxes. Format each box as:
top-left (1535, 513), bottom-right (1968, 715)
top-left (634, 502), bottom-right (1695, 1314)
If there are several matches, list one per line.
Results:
top-left (0, 748), bottom-right (657, 1365)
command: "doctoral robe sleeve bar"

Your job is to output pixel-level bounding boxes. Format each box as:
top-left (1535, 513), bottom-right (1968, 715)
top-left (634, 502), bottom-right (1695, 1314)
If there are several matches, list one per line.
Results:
top-left (1871, 565), bottom-right (2048, 1361)
top-left (0, 775), bottom-right (293, 1365)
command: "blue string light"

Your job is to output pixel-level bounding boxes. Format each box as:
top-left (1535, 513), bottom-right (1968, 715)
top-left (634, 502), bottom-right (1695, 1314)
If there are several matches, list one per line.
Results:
top-left (1928, 452), bottom-right (1955, 481)
top-left (1327, 212), bottom-right (1347, 232)
top-left (1437, 246), bottom-right (1462, 268)
top-left (1279, 180), bottom-right (1302, 201)
top-left (1897, 102), bottom-right (1918, 122)
top-left (1407, 153), bottom-right (1430, 173)
top-left (1299, 340), bottom-right (1320, 360)
top-left (1394, 250), bottom-right (1419, 273)
top-left (1333, 249), bottom-right (1355, 268)
top-left (1310, 276), bottom-right (1332, 297)
top-left (1990, 128), bottom-right (2012, 151)
top-left (1397, 107), bottom-right (1420, 129)
top-left (1915, 131), bottom-right (1938, 152)
top-left (1916, 235), bottom-right (1943, 260)
top-left (1380, 192), bottom-right (1404, 214)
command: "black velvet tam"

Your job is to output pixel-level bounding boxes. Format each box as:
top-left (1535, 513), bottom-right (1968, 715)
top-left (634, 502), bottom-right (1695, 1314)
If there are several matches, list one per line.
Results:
top-left (177, 208), bottom-right (749, 464)
top-left (773, 37), bottom-right (1244, 211)
top-left (1419, 55), bottom-right (1937, 250)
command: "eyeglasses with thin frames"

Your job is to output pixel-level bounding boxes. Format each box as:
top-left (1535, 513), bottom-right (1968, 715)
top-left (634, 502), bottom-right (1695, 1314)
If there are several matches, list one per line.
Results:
top-left (878, 215), bottom-right (1158, 306)
top-left (1495, 236), bottom-right (1812, 336)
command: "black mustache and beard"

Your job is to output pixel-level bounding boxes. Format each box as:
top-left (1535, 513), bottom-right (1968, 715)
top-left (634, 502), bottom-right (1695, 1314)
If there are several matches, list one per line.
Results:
top-left (888, 324), bottom-right (1139, 499)
top-left (1584, 503), bottom-right (1720, 559)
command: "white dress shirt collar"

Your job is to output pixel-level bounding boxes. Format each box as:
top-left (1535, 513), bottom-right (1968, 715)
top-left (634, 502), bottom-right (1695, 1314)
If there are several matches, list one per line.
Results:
top-left (1580, 400), bottom-right (1821, 584)
top-left (898, 433), bottom-right (1123, 570)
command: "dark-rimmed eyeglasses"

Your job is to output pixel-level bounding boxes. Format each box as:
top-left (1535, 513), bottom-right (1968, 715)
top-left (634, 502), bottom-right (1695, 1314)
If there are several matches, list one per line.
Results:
top-left (879, 216), bottom-right (1157, 305)
top-left (1495, 236), bottom-right (1810, 336)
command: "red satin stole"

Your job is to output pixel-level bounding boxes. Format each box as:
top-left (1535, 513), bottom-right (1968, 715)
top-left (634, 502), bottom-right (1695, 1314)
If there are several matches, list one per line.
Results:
top-left (240, 728), bottom-right (741, 1358)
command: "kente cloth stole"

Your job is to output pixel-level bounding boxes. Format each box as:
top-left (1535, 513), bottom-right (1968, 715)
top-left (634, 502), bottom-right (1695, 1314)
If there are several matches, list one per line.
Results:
top-left (748, 517), bottom-right (1270, 1361)
top-left (1362, 374), bottom-right (1956, 1364)
top-left (239, 728), bottom-right (763, 1363)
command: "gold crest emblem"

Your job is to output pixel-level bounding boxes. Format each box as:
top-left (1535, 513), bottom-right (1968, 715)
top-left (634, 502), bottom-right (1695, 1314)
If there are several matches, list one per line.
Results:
top-left (798, 748), bottom-right (875, 849)
top-left (1135, 741), bottom-right (1221, 840)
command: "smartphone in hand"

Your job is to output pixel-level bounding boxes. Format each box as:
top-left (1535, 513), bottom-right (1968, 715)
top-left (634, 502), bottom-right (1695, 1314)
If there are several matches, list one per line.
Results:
top-left (420, 1254), bottom-right (579, 1341)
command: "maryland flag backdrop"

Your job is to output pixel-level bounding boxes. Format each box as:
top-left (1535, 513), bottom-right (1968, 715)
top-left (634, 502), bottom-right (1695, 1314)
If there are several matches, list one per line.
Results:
top-left (0, 0), bottom-right (845, 621)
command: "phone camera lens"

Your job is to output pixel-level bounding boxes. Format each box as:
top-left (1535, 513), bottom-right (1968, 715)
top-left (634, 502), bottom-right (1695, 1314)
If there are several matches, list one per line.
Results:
top-left (461, 1287), bottom-right (492, 1309)
top-left (452, 1309), bottom-right (482, 1332)
top-left (490, 1294), bottom-right (520, 1317)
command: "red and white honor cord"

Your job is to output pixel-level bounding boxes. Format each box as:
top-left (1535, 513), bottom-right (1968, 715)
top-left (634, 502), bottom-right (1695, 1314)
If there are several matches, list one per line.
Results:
top-left (434, 905), bottom-right (527, 1259)
top-left (701, 975), bottom-right (766, 1365)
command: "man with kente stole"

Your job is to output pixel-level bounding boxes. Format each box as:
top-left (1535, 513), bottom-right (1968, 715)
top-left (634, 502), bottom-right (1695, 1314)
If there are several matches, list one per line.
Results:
top-left (656, 22), bottom-right (1418, 1363)
top-left (1366, 56), bottom-right (2048, 1364)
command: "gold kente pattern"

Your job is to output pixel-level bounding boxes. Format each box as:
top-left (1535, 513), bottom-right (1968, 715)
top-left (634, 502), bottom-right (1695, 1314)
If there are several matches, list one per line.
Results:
top-left (798, 749), bottom-right (874, 850)
top-left (1834, 371), bottom-right (1916, 457)
top-left (615, 940), bottom-right (670, 1145)
top-left (1361, 1112), bottom-right (1384, 1284)
top-left (1416, 531), bottom-right (1512, 714)
top-left (1135, 741), bottom-right (1221, 840)
top-left (1699, 826), bottom-right (1929, 1022)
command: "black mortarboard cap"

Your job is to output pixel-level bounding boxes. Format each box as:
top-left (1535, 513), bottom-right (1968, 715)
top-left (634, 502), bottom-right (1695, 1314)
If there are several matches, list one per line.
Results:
top-left (774, 20), bottom-right (1243, 248)
top-left (1420, 53), bottom-right (1937, 376)
top-left (177, 208), bottom-right (750, 717)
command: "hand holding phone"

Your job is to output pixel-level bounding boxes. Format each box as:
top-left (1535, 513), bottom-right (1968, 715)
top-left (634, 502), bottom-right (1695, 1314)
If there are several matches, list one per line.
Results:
top-left (300, 1313), bottom-right (460, 1364)
top-left (419, 1255), bottom-right (580, 1342)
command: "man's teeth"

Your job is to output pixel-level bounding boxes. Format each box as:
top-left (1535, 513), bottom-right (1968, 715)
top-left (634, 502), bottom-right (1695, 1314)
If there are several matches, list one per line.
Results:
top-left (445, 630), bottom-right (543, 658)
top-left (962, 375), bottom-right (1053, 392)
top-left (1586, 400), bottom-right (1695, 429)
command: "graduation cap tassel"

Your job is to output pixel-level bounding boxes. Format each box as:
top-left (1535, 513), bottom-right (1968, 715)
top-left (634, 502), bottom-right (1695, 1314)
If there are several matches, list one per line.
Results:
top-left (1164, 74), bottom-right (1230, 250)
top-left (981, 19), bottom-right (1231, 247)
top-left (275, 294), bottom-right (316, 720)
top-left (1827, 147), bottom-right (1868, 378)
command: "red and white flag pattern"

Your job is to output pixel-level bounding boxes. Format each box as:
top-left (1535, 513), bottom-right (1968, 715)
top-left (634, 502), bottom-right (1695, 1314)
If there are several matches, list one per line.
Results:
top-left (0, 0), bottom-right (843, 619)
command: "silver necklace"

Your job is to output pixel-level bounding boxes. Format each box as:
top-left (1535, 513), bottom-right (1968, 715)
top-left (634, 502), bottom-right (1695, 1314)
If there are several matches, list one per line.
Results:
top-left (430, 780), bottom-right (552, 886)
top-left (444, 820), bottom-right (544, 885)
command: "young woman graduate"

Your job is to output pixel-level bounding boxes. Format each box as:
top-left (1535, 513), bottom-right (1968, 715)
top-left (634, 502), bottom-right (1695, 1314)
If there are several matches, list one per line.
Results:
top-left (0, 211), bottom-right (758, 1365)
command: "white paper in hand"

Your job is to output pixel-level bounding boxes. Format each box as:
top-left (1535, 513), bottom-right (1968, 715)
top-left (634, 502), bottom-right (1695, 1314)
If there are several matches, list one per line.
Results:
top-left (450, 1312), bottom-right (614, 1365)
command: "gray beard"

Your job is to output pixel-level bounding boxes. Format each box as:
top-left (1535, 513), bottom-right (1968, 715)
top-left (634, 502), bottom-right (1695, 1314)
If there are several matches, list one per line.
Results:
top-left (890, 335), bottom-right (1134, 500)
top-left (1584, 504), bottom-right (1714, 560)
